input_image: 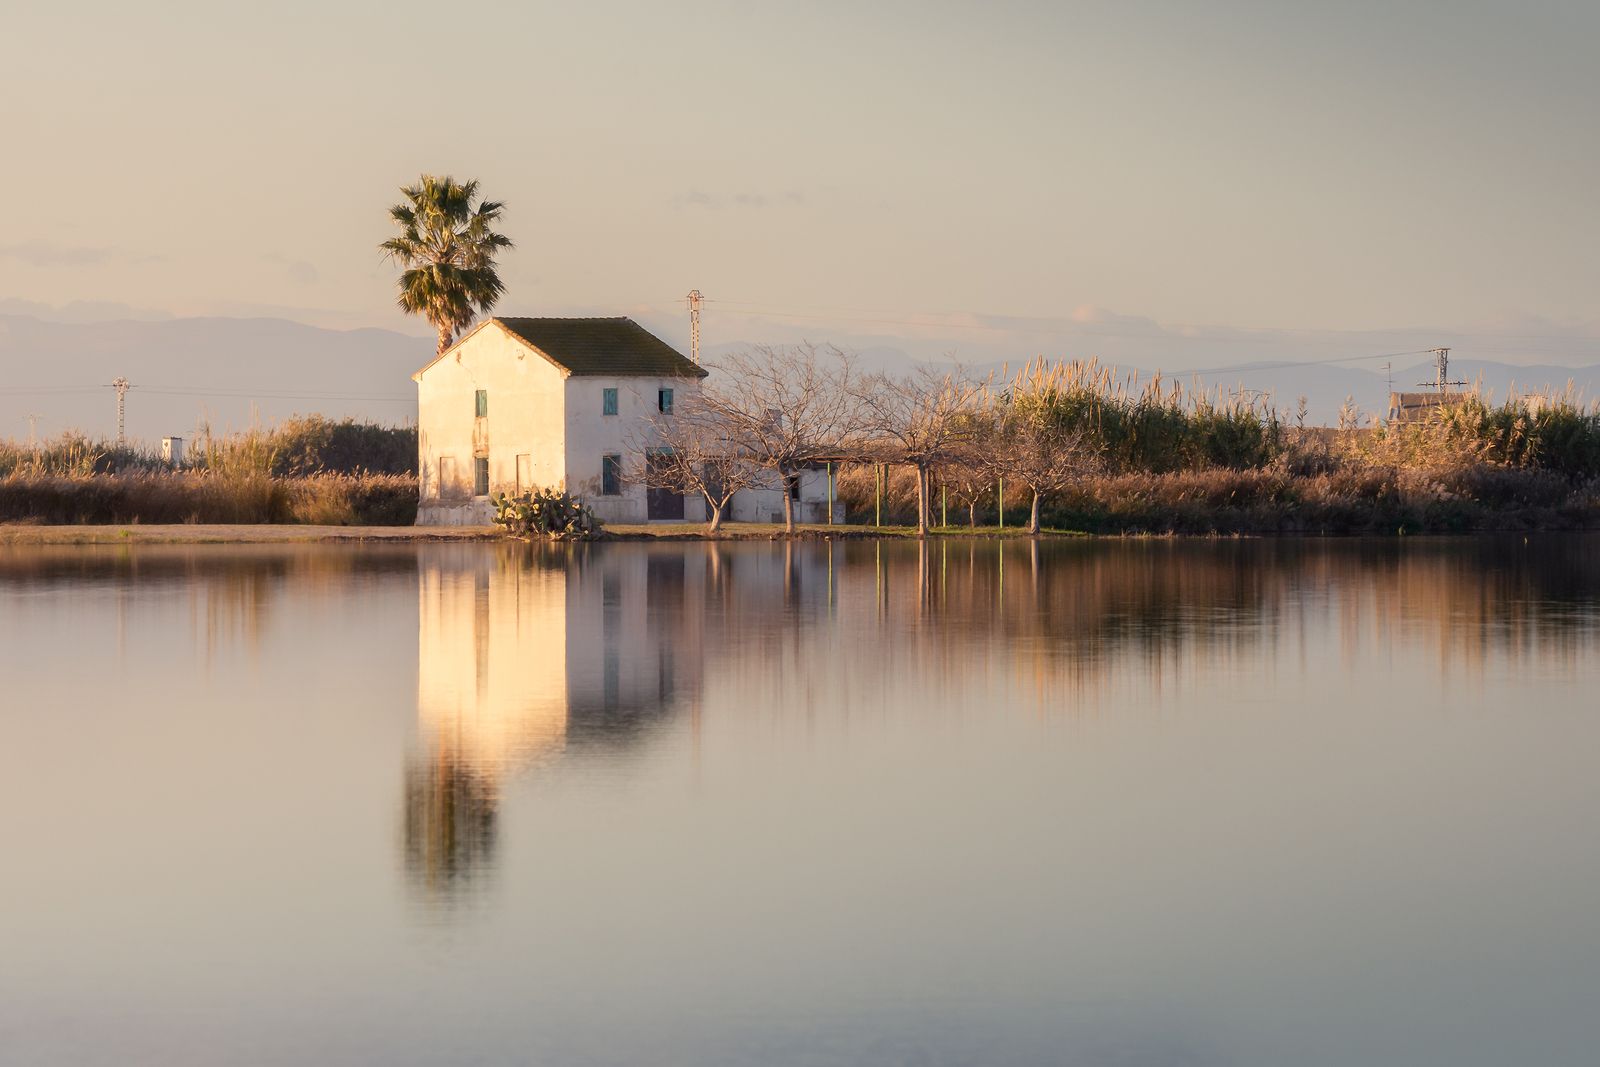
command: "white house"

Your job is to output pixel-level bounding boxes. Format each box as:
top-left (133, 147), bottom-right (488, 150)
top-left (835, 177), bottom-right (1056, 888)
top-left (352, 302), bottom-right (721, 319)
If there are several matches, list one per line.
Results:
top-left (413, 316), bottom-right (841, 526)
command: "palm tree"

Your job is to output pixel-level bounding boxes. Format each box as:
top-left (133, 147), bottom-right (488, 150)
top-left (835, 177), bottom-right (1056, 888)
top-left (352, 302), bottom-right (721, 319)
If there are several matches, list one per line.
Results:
top-left (381, 175), bottom-right (514, 355)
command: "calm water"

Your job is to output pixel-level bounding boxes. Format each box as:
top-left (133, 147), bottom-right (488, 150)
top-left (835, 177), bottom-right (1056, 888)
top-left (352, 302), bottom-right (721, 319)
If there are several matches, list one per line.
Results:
top-left (2, 537), bottom-right (1599, 1066)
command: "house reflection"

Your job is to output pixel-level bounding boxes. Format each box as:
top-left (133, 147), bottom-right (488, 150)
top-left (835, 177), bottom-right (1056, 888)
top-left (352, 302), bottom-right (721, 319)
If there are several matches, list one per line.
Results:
top-left (396, 534), bottom-right (1600, 902)
top-left (402, 544), bottom-right (706, 904)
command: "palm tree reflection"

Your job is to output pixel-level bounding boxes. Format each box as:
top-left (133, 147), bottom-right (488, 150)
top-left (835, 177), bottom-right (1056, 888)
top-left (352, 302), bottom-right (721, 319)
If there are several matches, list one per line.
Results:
top-left (402, 545), bottom-right (707, 906)
top-left (398, 535), bottom-right (1600, 906)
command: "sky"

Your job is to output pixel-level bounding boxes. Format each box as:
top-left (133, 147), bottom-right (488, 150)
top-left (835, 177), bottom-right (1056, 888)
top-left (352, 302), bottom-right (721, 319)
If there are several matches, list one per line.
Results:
top-left (2, 0), bottom-right (1598, 371)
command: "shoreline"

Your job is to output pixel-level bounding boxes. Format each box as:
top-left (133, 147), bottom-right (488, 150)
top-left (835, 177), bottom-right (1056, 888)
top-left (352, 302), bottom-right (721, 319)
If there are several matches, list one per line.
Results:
top-left (0, 524), bottom-right (501, 545)
top-left (2, 521), bottom-right (1591, 546)
top-left (0, 522), bottom-right (1073, 545)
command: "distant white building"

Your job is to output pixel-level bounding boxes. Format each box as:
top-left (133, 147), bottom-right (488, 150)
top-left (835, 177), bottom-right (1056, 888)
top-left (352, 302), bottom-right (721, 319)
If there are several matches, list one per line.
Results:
top-left (413, 316), bottom-right (840, 526)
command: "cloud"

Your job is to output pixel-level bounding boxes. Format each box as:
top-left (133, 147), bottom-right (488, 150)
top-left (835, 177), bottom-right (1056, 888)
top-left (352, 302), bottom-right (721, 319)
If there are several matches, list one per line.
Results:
top-left (0, 241), bottom-right (115, 267)
top-left (263, 253), bottom-right (320, 285)
top-left (673, 189), bottom-right (806, 210)
top-left (0, 297), bottom-right (173, 323)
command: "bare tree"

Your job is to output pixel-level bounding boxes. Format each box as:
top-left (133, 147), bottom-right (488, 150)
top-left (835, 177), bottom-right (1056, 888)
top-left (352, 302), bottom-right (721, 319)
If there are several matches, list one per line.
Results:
top-left (857, 366), bottom-right (988, 537)
top-left (938, 446), bottom-right (999, 529)
top-left (986, 360), bottom-right (1100, 535)
top-left (630, 393), bottom-right (764, 533)
top-left (697, 344), bottom-right (860, 532)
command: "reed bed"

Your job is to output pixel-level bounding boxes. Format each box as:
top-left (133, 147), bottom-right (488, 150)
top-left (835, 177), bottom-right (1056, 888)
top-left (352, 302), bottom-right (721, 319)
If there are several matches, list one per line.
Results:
top-left (0, 417), bottom-right (419, 526)
top-left (835, 370), bottom-right (1600, 533)
top-left (0, 416), bottom-right (416, 479)
top-left (0, 471), bottom-right (418, 526)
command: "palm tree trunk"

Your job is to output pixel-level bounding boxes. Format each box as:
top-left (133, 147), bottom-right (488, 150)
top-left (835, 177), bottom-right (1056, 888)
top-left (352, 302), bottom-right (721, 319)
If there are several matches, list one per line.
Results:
top-left (437, 324), bottom-right (453, 355)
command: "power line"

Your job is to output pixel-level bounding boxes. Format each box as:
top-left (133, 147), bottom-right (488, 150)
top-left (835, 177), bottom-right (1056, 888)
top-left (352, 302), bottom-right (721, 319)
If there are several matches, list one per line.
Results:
top-left (0, 386), bottom-right (106, 396)
top-left (1183, 349), bottom-right (1435, 377)
top-left (1419, 346), bottom-right (1466, 393)
top-left (109, 378), bottom-right (132, 444)
top-left (687, 289), bottom-right (703, 364)
top-left (704, 302), bottom-right (1011, 331)
top-left (137, 387), bottom-right (414, 402)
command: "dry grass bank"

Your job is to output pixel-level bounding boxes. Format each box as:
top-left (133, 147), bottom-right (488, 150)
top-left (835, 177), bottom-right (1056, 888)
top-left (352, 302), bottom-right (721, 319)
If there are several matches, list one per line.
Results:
top-left (0, 472), bottom-right (419, 526)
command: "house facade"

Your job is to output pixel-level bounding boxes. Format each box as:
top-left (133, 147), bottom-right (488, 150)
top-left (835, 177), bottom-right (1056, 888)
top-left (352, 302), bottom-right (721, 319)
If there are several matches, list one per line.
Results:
top-left (413, 316), bottom-right (842, 526)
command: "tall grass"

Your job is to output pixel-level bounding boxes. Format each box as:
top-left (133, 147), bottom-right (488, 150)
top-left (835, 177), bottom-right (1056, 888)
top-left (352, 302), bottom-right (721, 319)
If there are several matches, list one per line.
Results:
top-left (0, 472), bottom-right (417, 526)
top-left (1368, 391), bottom-right (1600, 476)
top-left (0, 416), bottom-right (416, 479)
top-left (833, 374), bottom-right (1600, 532)
top-left (1006, 360), bottom-right (1285, 473)
top-left (0, 418), bottom-right (419, 526)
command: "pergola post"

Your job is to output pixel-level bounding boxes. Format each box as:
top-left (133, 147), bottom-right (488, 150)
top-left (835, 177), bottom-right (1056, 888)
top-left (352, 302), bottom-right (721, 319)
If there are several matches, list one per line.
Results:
top-left (874, 463), bottom-right (882, 528)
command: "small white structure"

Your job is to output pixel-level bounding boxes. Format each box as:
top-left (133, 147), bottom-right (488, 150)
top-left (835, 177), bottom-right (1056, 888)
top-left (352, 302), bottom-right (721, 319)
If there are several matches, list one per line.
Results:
top-left (160, 436), bottom-right (184, 467)
top-left (413, 316), bottom-right (842, 526)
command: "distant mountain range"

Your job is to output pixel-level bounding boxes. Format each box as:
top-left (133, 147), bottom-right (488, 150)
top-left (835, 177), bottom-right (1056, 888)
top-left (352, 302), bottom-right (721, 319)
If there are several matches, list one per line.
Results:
top-left (0, 315), bottom-right (428, 442)
top-left (3, 313), bottom-right (1597, 443)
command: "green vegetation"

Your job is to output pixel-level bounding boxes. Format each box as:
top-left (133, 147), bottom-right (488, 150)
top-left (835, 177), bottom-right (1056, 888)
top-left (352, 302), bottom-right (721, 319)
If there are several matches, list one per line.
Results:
top-left (1000, 360), bottom-right (1285, 475)
top-left (490, 488), bottom-right (600, 539)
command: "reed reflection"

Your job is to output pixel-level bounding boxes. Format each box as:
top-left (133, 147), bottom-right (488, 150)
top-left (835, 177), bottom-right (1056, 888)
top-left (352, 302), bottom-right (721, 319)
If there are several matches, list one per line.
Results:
top-left (398, 534), bottom-right (1600, 906)
top-left (829, 536), bottom-right (1600, 697)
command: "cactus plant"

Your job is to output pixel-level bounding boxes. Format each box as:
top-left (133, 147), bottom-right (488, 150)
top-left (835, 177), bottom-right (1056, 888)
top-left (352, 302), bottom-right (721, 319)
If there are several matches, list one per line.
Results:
top-left (490, 487), bottom-right (601, 539)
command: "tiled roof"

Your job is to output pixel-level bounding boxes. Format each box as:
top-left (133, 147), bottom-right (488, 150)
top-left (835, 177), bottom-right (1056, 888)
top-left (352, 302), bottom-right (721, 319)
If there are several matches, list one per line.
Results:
top-left (495, 317), bottom-right (706, 378)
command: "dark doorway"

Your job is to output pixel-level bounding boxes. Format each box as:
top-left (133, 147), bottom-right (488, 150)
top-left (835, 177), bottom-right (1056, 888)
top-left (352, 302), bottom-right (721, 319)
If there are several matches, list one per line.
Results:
top-left (645, 451), bottom-right (685, 520)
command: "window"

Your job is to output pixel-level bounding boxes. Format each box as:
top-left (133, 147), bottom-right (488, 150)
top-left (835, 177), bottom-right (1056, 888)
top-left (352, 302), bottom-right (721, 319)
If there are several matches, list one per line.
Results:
top-left (658, 388), bottom-right (674, 414)
top-left (473, 456), bottom-right (489, 496)
top-left (787, 474), bottom-right (801, 500)
top-left (601, 454), bottom-right (622, 496)
top-left (474, 389), bottom-right (488, 417)
top-left (602, 388), bottom-right (618, 416)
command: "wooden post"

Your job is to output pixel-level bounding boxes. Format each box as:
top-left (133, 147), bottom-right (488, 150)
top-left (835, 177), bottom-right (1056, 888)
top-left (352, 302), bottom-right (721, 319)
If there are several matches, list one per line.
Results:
top-left (941, 482), bottom-right (947, 528)
top-left (874, 463), bottom-right (882, 528)
top-left (827, 539), bottom-right (835, 610)
top-left (997, 476), bottom-right (1004, 531)
top-left (826, 461), bottom-right (834, 525)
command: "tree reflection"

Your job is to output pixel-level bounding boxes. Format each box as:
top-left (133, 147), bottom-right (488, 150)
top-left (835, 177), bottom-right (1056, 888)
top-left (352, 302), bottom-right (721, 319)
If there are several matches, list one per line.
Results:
top-left (7, 537), bottom-right (1587, 908)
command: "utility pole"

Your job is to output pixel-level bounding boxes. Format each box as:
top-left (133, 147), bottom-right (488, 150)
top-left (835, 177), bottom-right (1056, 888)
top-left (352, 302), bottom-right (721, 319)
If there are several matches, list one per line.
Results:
top-left (1382, 361), bottom-right (1393, 394)
top-left (24, 412), bottom-right (43, 447)
top-left (687, 289), bottom-right (703, 365)
top-left (1419, 347), bottom-right (1464, 395)
top-left (110, 377), bottom-right (132, 444)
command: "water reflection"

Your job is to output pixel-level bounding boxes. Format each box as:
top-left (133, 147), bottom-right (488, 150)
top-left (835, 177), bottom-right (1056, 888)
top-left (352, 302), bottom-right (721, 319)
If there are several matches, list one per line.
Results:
top-left (390, 535), bottom-right (1600, 906)
top-left (5, 538), bottom-right (1594, 908)
top-left (4, 536), bottom-right (1600, 1065)
top-left (403, 545), bottom-right (710, 901)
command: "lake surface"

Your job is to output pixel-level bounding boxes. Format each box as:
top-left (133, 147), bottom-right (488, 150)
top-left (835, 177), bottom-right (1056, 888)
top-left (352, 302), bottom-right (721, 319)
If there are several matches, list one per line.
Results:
top-left (2, 536), bottom-right (1598, 1066)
